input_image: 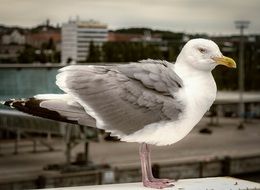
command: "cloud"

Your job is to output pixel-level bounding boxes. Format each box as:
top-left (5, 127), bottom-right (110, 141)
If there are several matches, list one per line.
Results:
top-left (0, 0), bottom-right (259, 34)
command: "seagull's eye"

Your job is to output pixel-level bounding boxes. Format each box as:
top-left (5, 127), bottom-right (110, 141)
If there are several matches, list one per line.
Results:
top-left (198, 48), bottom-right (206, 54)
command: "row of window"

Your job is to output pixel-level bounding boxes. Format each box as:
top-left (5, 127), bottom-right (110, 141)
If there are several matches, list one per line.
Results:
top-left (77, 30), bottom-right (107, 34)
top-left (77, 39), bottom-right (106, 43)
top-left (77, 34), bottom-right (107, 37)
top-left (77, 35), bottom-right (107, 39)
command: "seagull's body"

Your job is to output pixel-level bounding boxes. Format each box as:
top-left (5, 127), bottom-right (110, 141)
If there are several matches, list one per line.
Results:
top-left (2, 39), bottom-right (236, 189)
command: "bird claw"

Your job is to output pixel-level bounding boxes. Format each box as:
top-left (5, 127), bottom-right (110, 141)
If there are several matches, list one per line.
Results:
top-left (143, 179), bottom-right (175, 189)
top-left (150, 178), bottom-right (176, 184)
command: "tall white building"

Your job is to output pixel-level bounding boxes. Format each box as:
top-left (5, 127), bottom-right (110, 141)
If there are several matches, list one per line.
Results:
top-left (62, 19), bottom-right (108, 63)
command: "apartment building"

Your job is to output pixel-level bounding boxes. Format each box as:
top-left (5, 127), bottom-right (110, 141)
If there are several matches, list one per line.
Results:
top-left (61, 19), bottom-right (108, 63)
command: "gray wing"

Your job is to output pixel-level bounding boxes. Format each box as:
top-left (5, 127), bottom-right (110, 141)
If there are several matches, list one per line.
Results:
top-left (56, 59), bottom-right (184, 136)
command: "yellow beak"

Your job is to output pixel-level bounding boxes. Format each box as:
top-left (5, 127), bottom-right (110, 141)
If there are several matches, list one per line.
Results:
top-left (212, 56), bottom-right (236, 68)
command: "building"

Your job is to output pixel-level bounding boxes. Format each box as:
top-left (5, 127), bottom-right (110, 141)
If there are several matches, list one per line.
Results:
top-left (25, 25), bottom-right (61, 50)
top-left (0, 44), bottom-right (24, 63)
top-left (108, 31), bottom-right (168, 52)
top-left (108, 32), bottom-right (162, 43)
top-left (0, 29), bottom-right (25, 63)
top-left (61, 19), bottom-right (108, 63)
top-left (2, 29), bottom-right (25, 45)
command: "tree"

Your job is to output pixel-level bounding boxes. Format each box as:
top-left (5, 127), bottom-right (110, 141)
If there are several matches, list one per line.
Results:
top-left (102, 42), bottom-right (164, 63)
top-left (143, 44), bottom-right (163, 60)
top-left (86, 41), bottom-right (101, 63)
top-left (39, 38), bottom-right (60, 63)
top-left (17, 45), bottom-right (35, 63)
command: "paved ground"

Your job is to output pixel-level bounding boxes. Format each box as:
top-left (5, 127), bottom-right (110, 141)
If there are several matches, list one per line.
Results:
top-left (0, 117), bottom-right (260, 180)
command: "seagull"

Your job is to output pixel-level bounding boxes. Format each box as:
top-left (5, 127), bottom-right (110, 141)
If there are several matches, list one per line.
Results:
top-left (2, 39), bottom-right (236, 189)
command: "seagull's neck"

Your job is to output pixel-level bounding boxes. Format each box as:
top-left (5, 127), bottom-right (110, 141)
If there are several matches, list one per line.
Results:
top-left (174, 57), bottom-right (217, 116)
top-left (173, 57), bottom-right (212, 81)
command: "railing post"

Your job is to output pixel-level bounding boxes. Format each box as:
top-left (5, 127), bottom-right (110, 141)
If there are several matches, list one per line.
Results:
top-left (14, 129), bottom-right (20, 154)
top-left (152, 163), bottom-right (160, 178)
top-left (222, 156), bottom-right (231, 175)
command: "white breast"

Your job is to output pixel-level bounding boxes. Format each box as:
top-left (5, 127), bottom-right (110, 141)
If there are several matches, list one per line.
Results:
top-left (174, 72), bottom-right (217, 138)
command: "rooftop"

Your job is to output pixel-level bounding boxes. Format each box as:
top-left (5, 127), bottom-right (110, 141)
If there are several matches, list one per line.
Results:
top-left (68, 19), bottom-right (107, 29)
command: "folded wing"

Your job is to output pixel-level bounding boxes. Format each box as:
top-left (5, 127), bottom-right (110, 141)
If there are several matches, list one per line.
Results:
top-left (56, 60), bottom-right (184, 137)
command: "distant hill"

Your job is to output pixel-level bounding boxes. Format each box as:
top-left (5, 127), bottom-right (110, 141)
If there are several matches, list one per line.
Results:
top-left (0, 23), bottom-right (60, 35)
top-left (0, 24), bottom-right (29, 35)
top-left (113, 27), bottom-right (184, 41)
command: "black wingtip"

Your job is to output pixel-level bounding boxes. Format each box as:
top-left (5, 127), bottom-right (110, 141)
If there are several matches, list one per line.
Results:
top-left (1, 99), bottom-right (27, 109)
top-left (1, 100), bottom-right (12, 107)
top-left (1, 98), bottom-right (80, 125)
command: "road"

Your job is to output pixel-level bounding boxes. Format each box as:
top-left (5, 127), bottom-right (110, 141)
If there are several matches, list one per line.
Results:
top-left (0, 117), bottom-right (260, 181)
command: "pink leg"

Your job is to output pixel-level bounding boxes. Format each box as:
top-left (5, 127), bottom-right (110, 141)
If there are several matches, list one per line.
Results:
top-left (139, 143), bottom-right (175, 189)
top-left (145, 144), bottom-right (175, 184)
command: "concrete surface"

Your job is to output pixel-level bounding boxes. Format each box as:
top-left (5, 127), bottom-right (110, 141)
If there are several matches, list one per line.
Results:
top-left (38, 177), bottom-right (260, 190)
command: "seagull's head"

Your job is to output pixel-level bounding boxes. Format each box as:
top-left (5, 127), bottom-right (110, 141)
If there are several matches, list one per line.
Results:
top-left (177, 38), bottom-right (236, 72)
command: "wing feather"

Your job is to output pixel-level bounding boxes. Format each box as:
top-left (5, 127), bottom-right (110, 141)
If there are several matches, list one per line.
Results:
top-left (56, 60), bottom-right (184, 136)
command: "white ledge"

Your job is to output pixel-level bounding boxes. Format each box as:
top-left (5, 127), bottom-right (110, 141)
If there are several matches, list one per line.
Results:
top-left (41, 177), bottom-right (260, 190)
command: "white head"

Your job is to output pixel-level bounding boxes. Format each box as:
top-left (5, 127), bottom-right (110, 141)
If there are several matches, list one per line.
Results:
top-left (176, 38), bottom-right (236, 72)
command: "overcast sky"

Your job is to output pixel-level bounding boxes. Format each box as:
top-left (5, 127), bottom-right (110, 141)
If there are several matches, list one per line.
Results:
top-left (1, 0), bottom-right (260, 35)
